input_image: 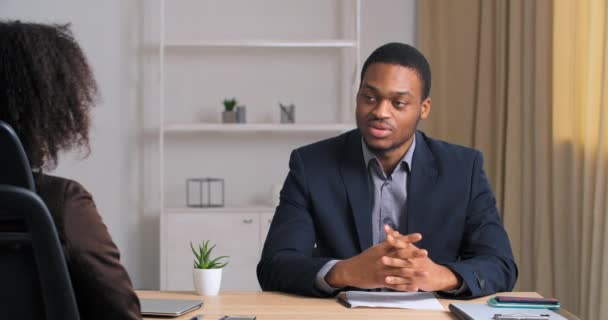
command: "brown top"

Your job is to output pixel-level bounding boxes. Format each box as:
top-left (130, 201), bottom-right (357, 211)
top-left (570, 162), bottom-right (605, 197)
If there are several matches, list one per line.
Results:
top-left (34, 173), bottom-right (141, 320)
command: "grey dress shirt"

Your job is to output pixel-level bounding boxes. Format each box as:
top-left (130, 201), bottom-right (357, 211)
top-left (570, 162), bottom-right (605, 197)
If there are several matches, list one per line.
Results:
top-left (314, 137), bottom-right (414, 293)
top-left (363, 138), bottom-right (415, 244)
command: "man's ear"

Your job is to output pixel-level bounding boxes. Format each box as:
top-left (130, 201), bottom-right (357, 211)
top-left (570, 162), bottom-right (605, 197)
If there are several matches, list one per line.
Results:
top-left (420, 97), bottom-right (431, 120)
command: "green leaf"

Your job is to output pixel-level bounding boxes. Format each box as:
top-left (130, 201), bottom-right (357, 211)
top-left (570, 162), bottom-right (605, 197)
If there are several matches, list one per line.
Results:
top-left (190, 242), bottom-right (201, 262)
top-left (205, 244), bottom-right (216, 262)
top-left (222, 97), bottom-right (238, 111)
top-left (201, 242), bottom-right (210, 264)
top-left (208, 256), bottom-right (229, 265)
top-left (190, 240), bottom-right (229, 269)
top-left (191, 242), bottom-right (204, 268)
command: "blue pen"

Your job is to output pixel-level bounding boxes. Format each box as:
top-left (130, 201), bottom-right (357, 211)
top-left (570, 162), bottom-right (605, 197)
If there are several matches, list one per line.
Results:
top-left (190, 314), bottom-right (204, 320)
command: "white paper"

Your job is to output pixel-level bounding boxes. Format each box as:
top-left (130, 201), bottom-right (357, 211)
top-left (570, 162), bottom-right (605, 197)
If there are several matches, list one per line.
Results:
top-left (338, 291), bottom-right (445, 311)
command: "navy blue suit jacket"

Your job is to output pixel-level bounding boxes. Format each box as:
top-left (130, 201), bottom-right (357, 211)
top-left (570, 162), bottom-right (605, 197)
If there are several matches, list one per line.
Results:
top-left (257, 130), bottom-right (517, 298)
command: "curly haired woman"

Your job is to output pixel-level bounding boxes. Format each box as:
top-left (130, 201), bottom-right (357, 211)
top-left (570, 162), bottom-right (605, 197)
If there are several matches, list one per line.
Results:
top-left (0, 21), bottom-right (141, 319)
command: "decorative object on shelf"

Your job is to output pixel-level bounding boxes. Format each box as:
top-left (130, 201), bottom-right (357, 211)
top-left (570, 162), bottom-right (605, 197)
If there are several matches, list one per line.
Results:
top-left (279, 102), bottom-right (295, 123)
top-left (236, 105), bottom-right (246, 123)
top-left (222, 98), bottom-right (238, 123)
top-left (191, 240), bottom-right (229, 295)
top-left (186, 178), bottom-right (225, 208)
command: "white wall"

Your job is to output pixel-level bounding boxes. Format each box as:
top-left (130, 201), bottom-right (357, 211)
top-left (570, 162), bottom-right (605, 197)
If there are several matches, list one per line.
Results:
top-left (1, 0), bottom-right (415, 289)
top-left (361, 0), bottom-right (417, 63)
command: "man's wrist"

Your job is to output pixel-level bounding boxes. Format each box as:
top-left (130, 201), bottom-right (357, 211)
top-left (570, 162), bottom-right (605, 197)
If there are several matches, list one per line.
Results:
top-left (314, 260), bottom-right (343, 294)
top-left (325, 259), bottom-right (349, 288)
top-left (436, 264), bottom-right (461, 291)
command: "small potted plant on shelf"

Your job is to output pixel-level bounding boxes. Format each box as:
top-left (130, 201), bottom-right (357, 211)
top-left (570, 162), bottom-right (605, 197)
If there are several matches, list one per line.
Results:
top-left (191, 240), bottom-right (229, 295)
top-left (222, 98), bottom-right (238, 123)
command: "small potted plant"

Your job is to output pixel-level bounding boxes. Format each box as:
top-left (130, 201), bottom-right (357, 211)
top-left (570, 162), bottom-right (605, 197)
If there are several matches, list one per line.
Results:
top-left (191, 240), bottom-right (229, 295)
top-left (222, 98), bottom-right (238, 123)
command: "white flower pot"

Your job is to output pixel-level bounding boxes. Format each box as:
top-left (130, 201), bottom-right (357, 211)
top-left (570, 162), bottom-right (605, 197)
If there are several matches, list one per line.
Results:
top-left (193, 268), bottom-right (223, 296)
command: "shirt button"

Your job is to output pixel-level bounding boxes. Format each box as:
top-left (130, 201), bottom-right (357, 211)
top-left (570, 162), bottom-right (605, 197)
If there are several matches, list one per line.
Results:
top-left (382, 217), bottom-right (395, 229)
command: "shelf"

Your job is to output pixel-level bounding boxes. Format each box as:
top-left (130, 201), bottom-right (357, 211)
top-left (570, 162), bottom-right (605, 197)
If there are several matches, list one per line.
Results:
top-left (163, 39), bottom-right (358, 48)
top-left (165, 206), bottom-right (275, 214)
top-left (163, 123), bottom-right (354, 133)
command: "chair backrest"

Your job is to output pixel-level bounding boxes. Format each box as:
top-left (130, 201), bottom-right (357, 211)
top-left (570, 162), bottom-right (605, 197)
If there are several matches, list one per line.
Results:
top-left (0, 120), bottom-right (35, 190)
top-left (0, 121), bottom-right (79, 320)
top-left (0, 186), bottom-right (80, 320)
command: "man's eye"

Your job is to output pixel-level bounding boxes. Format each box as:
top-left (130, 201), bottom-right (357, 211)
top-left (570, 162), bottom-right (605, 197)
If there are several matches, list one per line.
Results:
top-left (364, 95), bottom-right (376, 102)
top-left (393, 101), bottom-right (407, 108)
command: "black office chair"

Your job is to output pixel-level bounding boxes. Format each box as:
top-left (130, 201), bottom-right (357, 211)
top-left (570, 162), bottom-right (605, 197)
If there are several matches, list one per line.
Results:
top-left (0, 121), bottom-right (35, 190)
top-left (0, 121), bottom-right (80, 320)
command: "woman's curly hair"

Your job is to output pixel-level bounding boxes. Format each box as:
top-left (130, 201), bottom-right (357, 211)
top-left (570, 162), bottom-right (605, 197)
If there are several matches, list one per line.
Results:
top-left (0, 21), bottom-right (97, 170)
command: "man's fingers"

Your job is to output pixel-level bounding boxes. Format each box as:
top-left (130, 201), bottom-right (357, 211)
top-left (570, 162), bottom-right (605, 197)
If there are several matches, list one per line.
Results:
top-left (385, 276), bottom-right (411, 285)
top-left (384, 224), bottom-right (422, 242)
top-left (382, 256), bottom-right (411, 268)
top-left (383, 224), bottom-right (413, 239)
top-left (384, 224), bottom-right (395, 235)
top-left (382, 255), bottom-right (429, 268)
top-left (403, 233), bottom-right (423, 243)
top-left (385, 244), bottom-right (428, 260)
top-left (409, 248), bottom-right (428, 259)
top-left (406, 269), bottom-right (429, 278)
top-left (383, 264), bottom-right (430, 278)
top-left (385, 233), bottom-right (409, 248)
top-left (386, 231), bottom-right (423, 249)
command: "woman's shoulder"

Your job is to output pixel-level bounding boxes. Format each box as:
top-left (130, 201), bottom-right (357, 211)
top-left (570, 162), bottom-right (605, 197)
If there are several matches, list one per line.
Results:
top-left (34, 173), bottom-right (98, 234)
top-left (32, 176), bottom-right (140, 318)
top-left (34, 173), bottom-right (92, 203)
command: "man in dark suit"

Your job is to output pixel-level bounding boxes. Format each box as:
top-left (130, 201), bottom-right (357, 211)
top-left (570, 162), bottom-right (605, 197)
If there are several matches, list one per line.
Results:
top-left (257, 43), bottom-right (517, 298)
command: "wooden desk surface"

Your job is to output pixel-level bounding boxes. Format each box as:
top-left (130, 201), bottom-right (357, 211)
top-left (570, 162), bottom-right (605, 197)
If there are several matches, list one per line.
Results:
top-left (138, 290), bottom-right (579, 320)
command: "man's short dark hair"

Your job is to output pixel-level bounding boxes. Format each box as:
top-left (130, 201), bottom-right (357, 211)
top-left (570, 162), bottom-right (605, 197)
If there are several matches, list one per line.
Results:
top-left (360, 42), bottom-right (431, 100)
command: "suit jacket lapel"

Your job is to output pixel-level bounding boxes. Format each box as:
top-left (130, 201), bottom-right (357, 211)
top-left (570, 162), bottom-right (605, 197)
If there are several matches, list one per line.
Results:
top-left (339, 130), bottom-right (373, 252)
top-left (406, 131), bottom-right (438, 236)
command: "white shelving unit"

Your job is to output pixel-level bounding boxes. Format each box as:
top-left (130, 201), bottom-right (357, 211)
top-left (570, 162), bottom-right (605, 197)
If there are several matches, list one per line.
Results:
top-left (164, 123), bottom-right (353, 133)
top-left (159, 0), bottom-right (361, 290)
top-left (166, 206), bottom-right (275, 214)
top-left (164, 40), bottom-right (358, 48)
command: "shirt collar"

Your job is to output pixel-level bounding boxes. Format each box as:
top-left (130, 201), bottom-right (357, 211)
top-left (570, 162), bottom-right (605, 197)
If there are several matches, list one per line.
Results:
top-left (361, 135), bottom-right (416, 173)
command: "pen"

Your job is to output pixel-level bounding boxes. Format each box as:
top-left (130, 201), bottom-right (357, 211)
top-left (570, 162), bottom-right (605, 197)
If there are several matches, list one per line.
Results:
top-left (190, 314), bottom-right (204, 320)
top-left (493, 314), bottom-right (550, 320)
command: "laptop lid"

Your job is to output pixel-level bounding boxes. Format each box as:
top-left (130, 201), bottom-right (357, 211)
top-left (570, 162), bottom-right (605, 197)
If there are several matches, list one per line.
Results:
top-left (140, 298), bottom-right (203, 317)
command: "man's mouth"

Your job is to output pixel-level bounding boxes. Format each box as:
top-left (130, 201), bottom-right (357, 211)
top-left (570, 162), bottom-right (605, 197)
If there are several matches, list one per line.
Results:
top-left (367, 122), bottom-right (392, 138)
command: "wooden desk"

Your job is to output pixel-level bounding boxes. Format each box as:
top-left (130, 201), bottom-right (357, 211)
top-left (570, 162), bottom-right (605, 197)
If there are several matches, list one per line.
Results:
top-left (138, 291), bottom-right (579, 320)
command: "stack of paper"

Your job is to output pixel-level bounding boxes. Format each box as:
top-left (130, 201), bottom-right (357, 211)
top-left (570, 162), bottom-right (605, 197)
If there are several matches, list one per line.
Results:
top-left (337, 291), bottom-right (445, 311)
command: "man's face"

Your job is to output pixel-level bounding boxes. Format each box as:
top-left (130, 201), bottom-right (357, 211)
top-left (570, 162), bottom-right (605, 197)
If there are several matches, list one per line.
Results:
top-left (356, 63), bottom-right (431, 154)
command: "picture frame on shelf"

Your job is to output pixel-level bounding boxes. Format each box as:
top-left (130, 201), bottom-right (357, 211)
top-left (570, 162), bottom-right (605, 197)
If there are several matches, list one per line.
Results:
top-left (186, 178), bottom-right (225, 208)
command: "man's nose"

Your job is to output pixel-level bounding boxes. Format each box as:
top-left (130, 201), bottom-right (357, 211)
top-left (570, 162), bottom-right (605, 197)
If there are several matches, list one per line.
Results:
top-left (371, 99), bottom-right (391, 119)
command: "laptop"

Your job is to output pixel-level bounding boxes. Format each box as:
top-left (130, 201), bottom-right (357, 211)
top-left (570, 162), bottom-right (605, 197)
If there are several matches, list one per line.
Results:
top-left (140, 298), bottom-right (203, 317)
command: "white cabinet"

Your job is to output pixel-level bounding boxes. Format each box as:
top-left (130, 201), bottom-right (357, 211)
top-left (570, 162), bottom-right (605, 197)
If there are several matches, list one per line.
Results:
top-left (164, 208), bottom-right (273, 291)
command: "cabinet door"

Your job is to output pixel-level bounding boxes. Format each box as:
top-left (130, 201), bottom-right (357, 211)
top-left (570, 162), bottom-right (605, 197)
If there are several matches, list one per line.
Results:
top-left (165, 212), bottom-right (261, 291)
top-left (259, 212), bottom-right (274, 254)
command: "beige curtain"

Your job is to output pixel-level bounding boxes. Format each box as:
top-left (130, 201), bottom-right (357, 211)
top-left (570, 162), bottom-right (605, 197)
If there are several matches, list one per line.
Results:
top-left (552, 0), bottom-right (608, 318)
top-left (418, 0), bottom-right (608, 318)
